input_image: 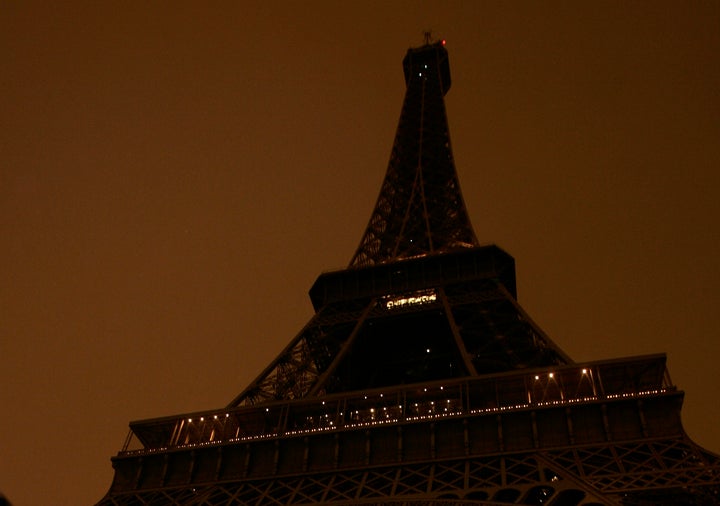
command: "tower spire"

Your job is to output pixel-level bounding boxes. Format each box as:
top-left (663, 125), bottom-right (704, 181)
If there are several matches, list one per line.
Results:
top-left (349, 40), bottom-right (478, 269)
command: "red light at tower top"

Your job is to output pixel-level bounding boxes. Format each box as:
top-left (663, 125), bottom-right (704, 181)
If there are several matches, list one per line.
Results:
top-left (441, 39), bottom-right (446, 45)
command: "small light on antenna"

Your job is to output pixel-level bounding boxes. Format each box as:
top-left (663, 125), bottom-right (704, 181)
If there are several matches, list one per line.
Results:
top-left (441, 39), bottom-right (446, 45)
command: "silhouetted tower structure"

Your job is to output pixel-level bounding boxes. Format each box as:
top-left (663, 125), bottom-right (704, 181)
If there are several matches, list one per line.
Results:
top-left (97, 41), bottom-right (720, 506)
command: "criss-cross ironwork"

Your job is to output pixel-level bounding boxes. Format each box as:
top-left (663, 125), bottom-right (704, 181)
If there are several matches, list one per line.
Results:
top-left (96, 41), bottom-right (720, 506)
top-left (350, 41), bottom-right (478, 269)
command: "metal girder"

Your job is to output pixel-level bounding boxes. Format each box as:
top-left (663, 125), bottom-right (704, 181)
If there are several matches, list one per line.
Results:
top-left (99, 433), bottom-right (720, 505)
top-left (228, 270), bottom-right (571, 408)
top-left (97, 454), bottom-right (620, 505)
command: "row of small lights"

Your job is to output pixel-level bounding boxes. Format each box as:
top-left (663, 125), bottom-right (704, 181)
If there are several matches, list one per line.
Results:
top-left (175, 386), bottom-right (664, 434)
top-left (120, 395), bottom-right (604, 455)
top-left (186, 413), bottom-right (230, 424)
top-left (607, 389), bottom-right (666, 399)
top-left (176, 372), bottom-right (589, 425)
top-left (123, 378), bottom-right (668, 455)
top-left (184, 389), bottom-right (666, 438)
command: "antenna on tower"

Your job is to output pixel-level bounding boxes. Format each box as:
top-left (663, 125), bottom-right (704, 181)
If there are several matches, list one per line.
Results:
top-left (423, 30), bottom-right (433, 45)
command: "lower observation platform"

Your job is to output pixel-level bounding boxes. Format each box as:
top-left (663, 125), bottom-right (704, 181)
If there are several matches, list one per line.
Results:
top-left (100, 354), bottom-right (720, 504)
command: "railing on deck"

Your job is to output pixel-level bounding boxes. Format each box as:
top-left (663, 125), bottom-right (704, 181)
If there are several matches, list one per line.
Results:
top-left (121, 354), bottom-right (673, 455)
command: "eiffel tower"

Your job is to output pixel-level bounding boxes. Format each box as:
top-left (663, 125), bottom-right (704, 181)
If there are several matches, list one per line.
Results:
top-left (97, 40), bottom-right (720, 506)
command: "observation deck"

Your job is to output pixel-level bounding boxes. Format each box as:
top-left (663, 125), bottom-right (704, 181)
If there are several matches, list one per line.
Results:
top-left (121, 354), bottom-right (673, 456)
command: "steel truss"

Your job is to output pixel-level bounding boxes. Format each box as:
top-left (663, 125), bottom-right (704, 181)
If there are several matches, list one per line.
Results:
top-left (229, 252), bottom-right (569, 408)
top-left (350, 41), bottom-right (477, 269)
top-left (99, 435), bottom-right (720, 505)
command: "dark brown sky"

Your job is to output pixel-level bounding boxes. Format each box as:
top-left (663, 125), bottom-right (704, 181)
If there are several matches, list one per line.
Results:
top-left (2, 2), bottom-right (719, 504)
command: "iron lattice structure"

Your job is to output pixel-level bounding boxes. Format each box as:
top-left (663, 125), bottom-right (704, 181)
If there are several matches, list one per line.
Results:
top-left (96, 41), bottom-right (720, 505)
top-left (349, 41), bottom-right (478, 268)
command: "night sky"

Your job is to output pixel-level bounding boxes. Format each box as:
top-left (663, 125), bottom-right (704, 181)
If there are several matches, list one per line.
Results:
top-left (2, 3), bottom-right (719, 505)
